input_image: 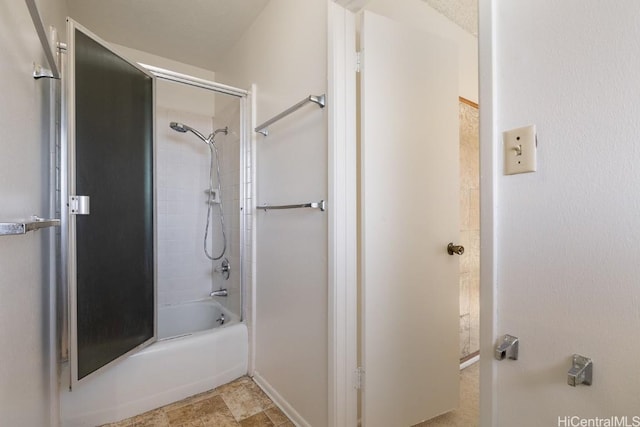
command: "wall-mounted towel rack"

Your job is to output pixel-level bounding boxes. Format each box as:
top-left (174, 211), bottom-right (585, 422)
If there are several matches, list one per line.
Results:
top-left (25, 0), bottom-right (60, 79)
top-left (255, 94), bottom-right (326, 136)
top-left (0, 216), bottom-right (61, 236)
top-left (259, 200), bottom-right (326, 212)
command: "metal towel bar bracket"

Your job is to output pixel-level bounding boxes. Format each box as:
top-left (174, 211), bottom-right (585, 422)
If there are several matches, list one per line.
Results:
top-left (255, 94), bottom-right (326, 136)
top-left (259, 200), bottom-right (326, 212)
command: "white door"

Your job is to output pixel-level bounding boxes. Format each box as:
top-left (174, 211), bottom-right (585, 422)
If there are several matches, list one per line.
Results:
top-left (360, 11), bottom-right (460, 426)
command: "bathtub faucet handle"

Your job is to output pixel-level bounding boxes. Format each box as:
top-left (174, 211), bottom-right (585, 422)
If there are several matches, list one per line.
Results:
top-left (214, 258), bottom-right (231, 280)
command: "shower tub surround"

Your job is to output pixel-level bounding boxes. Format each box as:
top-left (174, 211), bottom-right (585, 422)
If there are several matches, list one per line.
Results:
top-left (60, 300), bottom-right (248, 427)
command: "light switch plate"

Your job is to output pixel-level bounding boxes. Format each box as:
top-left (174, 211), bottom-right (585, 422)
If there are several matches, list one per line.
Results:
top-left (503, 125), bottom-right (537, 175)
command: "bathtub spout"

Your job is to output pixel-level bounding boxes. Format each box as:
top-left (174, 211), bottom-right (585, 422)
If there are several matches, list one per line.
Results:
top-left (211, 289), bottom-right (228, 297)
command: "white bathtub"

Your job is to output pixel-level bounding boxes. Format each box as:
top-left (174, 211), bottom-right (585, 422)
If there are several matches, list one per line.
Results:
top-left (60, 300), bottom-right (248, 427)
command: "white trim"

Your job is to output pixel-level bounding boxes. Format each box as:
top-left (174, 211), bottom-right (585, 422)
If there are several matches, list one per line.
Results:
top-left (478, 0), bottom-right (496, 426)
top-left (327, 3), bottom-right (358, 427)
top-left (460, 354), bottom-right (480, 371)
top-left (253, 371), bottom-right (311, 427)
top-left (248, 84), bottom-right (258, 376)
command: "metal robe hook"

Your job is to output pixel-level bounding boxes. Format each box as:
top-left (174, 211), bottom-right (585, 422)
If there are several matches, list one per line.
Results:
top-left (495, 334), bottom-right (519, 360)
top-left (568, 354), bottom-right (593, 387)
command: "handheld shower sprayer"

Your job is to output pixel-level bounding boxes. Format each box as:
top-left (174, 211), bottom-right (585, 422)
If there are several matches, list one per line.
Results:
top-left (169, 121), bottom-right (230, 261)
top-left (170, 122), bottom-right (228, 145)
top-left (169, 122), bottom-right (209, 143)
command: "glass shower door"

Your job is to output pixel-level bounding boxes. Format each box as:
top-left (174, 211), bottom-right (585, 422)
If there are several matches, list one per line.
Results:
top-left (66, 19), bottom-right (156, 386)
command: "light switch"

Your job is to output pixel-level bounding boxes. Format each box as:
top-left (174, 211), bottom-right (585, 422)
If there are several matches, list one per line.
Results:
top-left (503, 125), bottom-right (537, 175)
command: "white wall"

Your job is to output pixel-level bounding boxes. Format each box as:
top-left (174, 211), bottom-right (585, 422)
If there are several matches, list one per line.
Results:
top-left (213, 97), bottom-right (243, 314)
top-left (0, 0), bottom-right (66, 425)
top-left (491, 1), bottom-right (640, 424)
top-left (216, 1), bottom-right (329, 425)
top-left (363, 0), bottom-right (478, 102)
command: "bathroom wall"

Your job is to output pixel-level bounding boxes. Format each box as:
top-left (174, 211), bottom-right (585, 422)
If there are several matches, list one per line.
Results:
top-left (113, 45), bottom-right (242, 308)
top-left (487, 0), bottom-right (640, 424)
top-left (459, 100), bottom-right (480, 360)
top-left (216, 0), bottom-right (329, 425)
top-left (0, 0), bottom-right (66, 425)
top-left (213, 96), bottom-right (243, 315)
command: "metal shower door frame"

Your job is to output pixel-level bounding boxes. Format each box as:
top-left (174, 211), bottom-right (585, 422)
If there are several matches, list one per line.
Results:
top-left (140, 64), bottom-right (251, 328)
top-left (63, 18), bottom-right (251, 389)
top-left (64, 18), bottom-right (158, 388)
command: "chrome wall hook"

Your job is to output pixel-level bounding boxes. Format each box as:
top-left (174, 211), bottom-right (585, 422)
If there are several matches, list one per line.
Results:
top-left (495, 334), bottom-right (519, 360)
top-left (568, 354), bottom-right (592, 387)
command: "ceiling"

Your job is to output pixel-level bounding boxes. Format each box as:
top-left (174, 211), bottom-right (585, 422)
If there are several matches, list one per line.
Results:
top-left (66, 0), bottom-right (270, 71)
top-left (66, 0), bottom-right (476, 72)
top-left (423, 0), bottom-right (478, 36)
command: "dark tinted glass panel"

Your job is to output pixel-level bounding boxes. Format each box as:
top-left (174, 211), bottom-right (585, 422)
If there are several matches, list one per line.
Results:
top-left (75, 30), bottom-right (154, 380)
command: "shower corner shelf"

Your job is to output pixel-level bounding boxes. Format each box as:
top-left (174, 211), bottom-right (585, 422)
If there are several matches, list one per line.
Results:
top-left (0, 217), bottom-right (61, 236)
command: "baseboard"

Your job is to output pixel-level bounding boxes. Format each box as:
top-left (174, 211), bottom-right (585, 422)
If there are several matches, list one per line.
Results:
top-left (251, 371), bottom-right (311, 427)
top-left (460, 353), bottom-right (480, 370)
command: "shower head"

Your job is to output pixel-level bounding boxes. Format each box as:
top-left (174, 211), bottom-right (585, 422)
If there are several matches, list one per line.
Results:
top-left (169, 122), bottom-right (209, 144)
top-left (169, 122), bottom-right (187, 133)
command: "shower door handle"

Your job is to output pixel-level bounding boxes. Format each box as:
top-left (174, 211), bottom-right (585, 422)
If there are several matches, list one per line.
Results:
top-left (447, 243), bottom-right (464, 256)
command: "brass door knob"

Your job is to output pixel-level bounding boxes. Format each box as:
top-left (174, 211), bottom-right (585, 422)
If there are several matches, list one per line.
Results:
top-left (447, 243), bottom-right (464, 256)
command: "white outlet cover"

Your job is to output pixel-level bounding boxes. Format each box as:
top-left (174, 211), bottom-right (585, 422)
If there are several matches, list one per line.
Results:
top-left (503, 125), bottom-right (537, 175)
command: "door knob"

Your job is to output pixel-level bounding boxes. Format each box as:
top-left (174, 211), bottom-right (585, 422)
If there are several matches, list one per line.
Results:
top-left (447, 243), bottom-right (464, 255)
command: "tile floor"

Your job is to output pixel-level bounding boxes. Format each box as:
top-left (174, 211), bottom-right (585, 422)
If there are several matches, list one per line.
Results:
top-left (102, 376), bottom-right (294, 427)
top-left (104, 363), bottom-right (478, 427)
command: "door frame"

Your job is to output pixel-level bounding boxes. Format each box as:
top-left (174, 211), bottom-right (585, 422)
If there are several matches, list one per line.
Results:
top-left (327, 3), bottom-right (358, 427)
top-left (478, 1), bottom-right (497, 425)
top-left (328, 0), bottom-right (497, 426)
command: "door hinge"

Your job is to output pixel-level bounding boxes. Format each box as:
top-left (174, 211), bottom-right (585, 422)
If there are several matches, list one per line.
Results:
top-left (354, 367), bottom-right (365, 390)
top-left (356, 51), bottom-right (363, 73)
top-left (69, 195), bottom-right (90, 215)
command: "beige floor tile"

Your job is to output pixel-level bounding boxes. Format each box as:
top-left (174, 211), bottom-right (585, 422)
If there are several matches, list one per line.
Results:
top-left (201, 409), bottom-right (241, 427)
top-left (165, 405), bottom-right (197, 425)
top-left (169, 420), bottom-right (204, 427)
top-left (131, 409), bottom-right (170, 427)
top-left (264, 406), bottom-right (292, 426)
top-left (99, 377), bottom-right (292, 427)
top-left (239, 412), bottom-right (275, 427)
top-left (244, 381), bottom-right (274, 409)
top-left (221, 385), bottom-right (264, 421)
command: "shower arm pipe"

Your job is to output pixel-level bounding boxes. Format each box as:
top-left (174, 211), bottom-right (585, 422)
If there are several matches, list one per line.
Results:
top-left (254, 94), bottom-right (326, 136)
top-left (258, 200), bottom-right (326, 212)
top-left (139, 63), bottom-right (248, 98)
